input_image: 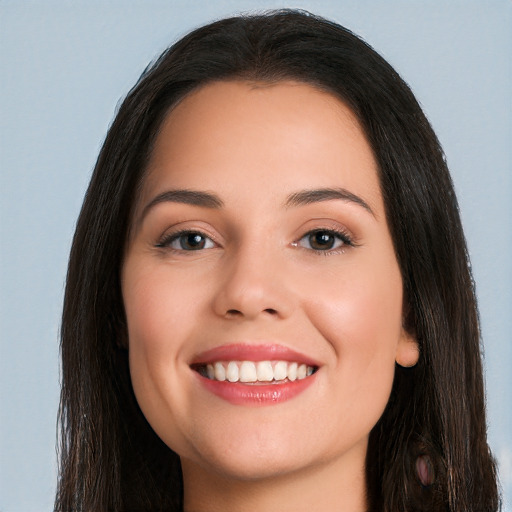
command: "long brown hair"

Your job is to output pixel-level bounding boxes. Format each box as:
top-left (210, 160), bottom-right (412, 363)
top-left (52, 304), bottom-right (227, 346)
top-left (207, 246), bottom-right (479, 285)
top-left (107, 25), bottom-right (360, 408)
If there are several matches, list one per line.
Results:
top-left (56, 10), bottom-right (499, 511)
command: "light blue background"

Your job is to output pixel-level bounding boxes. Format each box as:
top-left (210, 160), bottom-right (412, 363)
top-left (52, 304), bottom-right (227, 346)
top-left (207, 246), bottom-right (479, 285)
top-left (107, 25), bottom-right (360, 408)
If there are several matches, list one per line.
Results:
top-left (1, 1), bottom-right (511, 510)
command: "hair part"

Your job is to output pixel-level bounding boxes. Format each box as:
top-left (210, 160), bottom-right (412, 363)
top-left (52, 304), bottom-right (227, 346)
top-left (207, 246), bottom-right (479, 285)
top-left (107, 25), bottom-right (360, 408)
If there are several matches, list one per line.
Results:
top-left (56, 9), bottom-right (499, 511)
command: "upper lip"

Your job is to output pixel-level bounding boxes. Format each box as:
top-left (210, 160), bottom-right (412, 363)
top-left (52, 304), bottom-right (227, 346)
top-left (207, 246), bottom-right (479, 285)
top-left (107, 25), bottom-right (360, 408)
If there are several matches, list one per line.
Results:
top-left (190, 343), bottom-right (320, 367)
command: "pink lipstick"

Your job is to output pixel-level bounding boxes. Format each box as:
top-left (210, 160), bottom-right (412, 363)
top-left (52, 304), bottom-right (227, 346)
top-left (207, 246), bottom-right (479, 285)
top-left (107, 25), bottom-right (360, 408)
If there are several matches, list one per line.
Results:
top-left (191, 343), bottom-right (319, 406)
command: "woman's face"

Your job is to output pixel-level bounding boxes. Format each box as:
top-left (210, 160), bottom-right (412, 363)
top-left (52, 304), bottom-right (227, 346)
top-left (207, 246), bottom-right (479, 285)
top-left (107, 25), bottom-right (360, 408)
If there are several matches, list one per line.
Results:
top-left (122, 80), bottom-right (418, 481)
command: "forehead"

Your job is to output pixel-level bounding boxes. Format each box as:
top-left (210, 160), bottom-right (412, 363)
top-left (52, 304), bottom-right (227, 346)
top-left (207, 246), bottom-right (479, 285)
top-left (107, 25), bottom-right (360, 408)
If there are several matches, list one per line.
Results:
top-left (140, 80), bottom-right (383, 217)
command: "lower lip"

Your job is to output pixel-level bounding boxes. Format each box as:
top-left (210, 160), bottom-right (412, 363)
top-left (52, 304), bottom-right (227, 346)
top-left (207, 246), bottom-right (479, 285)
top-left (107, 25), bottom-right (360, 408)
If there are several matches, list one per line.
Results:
top-left (195, 373), bottom-right (317, 406)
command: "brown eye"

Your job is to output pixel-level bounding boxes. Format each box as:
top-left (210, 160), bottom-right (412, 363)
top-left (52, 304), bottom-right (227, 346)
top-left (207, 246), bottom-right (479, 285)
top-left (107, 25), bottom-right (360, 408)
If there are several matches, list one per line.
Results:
top-left (309, 231), bottom-right (336, 250)
top-left (296, 229), bottom-right (352, 252)
top-left (159, 231), bottom-right (215, 251)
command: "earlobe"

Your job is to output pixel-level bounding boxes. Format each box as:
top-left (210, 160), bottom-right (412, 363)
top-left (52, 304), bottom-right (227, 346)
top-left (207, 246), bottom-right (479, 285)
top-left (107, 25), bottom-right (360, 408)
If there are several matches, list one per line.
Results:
top-left (395, 330), bottom-right (419, 368)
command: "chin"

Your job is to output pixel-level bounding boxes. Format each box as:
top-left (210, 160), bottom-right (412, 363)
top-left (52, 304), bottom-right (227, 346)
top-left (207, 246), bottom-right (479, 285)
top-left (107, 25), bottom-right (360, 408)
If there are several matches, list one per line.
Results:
top-left (178, 423), bottom-right (338, 483)
top-left (189, 447), bottom-right (313, 482)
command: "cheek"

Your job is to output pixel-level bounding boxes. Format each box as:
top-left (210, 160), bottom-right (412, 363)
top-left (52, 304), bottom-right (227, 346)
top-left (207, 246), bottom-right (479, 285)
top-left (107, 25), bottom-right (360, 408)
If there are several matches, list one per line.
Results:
top-left (302, 261), bottom-right (403, 415)
top-left (306, 260), bottom-right (403, 348)
top-left (122, 267), bottom-right (192, 402)
top-left (122, 267), bottom-right (205, 456)
top-left (124, 265), bottom-right (203, 354)
top-left (123, 273), bottom-right (175, 393)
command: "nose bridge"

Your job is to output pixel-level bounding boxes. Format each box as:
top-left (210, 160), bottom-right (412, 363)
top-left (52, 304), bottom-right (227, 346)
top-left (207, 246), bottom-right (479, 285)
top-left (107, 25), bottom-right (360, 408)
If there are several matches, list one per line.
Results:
top-left (213, 238), bottom-right (292, 320)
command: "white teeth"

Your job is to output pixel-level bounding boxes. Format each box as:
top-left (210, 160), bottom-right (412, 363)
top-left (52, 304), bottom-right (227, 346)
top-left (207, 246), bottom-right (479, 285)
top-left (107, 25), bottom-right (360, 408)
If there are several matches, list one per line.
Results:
top-left (214, 362), bottom-right (226, 381)
top-left (239, 361), bottom-right (257, 382)
top-left (297, 363), bottom-right (307, 380)
top-left (273, 361), bottom-right (288, 381)
top-left (226, 361), bottom-right (239, 382)
top-left (288, 362), bottom-right (298, 381)
top-left (201, 360), bottom-right (316, 383)
top-left (256, 361), bottom-right (274, 382)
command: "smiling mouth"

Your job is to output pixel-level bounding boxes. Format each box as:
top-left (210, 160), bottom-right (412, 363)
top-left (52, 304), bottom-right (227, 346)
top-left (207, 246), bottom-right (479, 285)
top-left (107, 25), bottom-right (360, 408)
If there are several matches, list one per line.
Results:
top-left (192, 360), bottom-right (318, 384)
top-left (190, 343), bottom-right (321, 396)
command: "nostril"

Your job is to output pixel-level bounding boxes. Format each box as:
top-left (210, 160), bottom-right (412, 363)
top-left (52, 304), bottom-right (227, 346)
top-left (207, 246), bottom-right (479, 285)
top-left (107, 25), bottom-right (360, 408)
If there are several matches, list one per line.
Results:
top-left (225, 308), bottom-right (278, 317)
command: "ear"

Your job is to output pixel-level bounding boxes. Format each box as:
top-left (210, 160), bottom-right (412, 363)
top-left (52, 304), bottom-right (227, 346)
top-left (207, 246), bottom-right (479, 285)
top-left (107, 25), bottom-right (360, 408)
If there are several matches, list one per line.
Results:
top-left (395, 328), bottom-right (419, 368)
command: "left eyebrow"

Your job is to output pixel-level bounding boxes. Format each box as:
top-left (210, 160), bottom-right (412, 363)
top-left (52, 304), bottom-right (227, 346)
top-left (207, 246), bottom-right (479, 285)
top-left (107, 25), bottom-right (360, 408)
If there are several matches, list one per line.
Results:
top-left (284, 188), bottom-right (375, 216)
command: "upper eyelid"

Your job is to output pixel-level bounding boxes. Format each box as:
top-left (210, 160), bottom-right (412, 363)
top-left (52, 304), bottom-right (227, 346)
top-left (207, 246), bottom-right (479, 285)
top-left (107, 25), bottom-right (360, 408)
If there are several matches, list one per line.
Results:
top-left (297, 225), bottom-right (355, 242)
top-left (295, 228), bottom-right (354, 248)
top-left (300, 227), bottom-right (352, 238)
top-left (156, 228), bottom-right (218, 248)
top-left (155, 224), bottom-right (356, 248)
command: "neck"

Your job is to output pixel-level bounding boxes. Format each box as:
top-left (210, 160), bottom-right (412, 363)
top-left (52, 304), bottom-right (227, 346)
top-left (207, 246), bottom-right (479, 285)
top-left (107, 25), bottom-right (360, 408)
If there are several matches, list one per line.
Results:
top-left (181, 446), bottom-right (367, 512)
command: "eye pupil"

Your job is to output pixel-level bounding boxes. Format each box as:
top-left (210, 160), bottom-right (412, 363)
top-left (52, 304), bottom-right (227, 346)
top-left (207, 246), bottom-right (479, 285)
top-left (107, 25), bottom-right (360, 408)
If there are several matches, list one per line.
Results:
top-left (309, 231), bottom-right (335, 250)
top-left (181, 233), bottom-right (205, 250)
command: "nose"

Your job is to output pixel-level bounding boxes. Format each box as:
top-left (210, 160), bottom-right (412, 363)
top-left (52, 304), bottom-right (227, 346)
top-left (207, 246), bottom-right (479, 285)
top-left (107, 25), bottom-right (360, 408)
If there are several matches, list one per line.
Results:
top-left (212, 246), bottom-right (293, 321)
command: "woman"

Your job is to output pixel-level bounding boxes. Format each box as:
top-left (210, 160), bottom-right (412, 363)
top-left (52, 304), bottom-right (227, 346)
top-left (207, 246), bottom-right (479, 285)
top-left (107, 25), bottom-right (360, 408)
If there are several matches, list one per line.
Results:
top-left (55, 10), bottom-right (499, 512)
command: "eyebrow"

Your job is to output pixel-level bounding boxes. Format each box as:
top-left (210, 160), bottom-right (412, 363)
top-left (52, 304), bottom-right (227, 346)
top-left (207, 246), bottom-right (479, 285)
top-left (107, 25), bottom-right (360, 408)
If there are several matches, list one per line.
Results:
top-left (139, 186), bottom-right (374, 224)
top-left (285, 188), bottom-right (374, 216)
top-left (140, 189), bottom-right (224, 222)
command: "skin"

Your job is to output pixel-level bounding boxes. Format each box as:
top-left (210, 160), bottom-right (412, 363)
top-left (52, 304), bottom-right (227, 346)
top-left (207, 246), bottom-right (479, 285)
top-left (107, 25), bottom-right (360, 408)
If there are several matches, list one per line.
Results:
top-left (122, 80), bottom-right (419, 512)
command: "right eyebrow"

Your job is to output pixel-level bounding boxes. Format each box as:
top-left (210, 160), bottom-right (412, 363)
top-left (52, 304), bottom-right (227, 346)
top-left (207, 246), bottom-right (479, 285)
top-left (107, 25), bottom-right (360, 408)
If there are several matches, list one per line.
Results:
top-left (139, 189), bottom-right (224, 223)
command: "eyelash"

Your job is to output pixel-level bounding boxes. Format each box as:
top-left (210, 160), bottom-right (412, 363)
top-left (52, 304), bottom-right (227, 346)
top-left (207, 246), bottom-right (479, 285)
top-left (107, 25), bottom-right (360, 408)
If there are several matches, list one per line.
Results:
top-left (156, 229), bottom-right (217, 252)
top-left (294, 227), bottom-right (354, 255)
top-left (156, 228), bottom-right (354, 254)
